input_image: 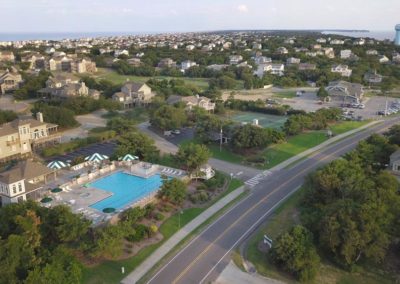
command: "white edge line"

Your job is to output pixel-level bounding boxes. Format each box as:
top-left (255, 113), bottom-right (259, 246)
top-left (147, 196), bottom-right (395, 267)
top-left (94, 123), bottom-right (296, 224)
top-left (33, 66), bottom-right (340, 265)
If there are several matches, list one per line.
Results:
top-left (145, 187), bottom-right (252, 284)
top-left (199, 185), bottom-right (302, 284)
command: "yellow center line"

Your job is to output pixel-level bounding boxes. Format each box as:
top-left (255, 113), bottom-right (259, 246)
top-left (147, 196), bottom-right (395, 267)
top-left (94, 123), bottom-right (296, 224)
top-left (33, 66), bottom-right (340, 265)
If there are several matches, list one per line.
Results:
top-left (171, 137), bottom-right (360, 284)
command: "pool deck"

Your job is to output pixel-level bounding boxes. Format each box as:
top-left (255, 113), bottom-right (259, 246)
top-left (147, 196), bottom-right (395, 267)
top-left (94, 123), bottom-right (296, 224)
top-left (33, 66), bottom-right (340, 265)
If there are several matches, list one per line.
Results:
top-left (45, 161), bottom-right (187, 225)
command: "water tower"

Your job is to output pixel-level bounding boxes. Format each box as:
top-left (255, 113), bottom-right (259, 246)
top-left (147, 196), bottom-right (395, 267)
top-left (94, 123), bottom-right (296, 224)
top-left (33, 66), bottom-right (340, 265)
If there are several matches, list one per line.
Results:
top-left (395, 24), bottom-right (400, 46)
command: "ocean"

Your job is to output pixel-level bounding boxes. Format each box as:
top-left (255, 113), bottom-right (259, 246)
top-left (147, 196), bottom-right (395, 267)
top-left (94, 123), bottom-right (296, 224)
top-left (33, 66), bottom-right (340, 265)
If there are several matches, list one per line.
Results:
top-left (322, 30), bottom-right (395, 41)
top-left (0, 30), bottom-right (396, 42)
top-left (0, 32), bottom-right (148, 42)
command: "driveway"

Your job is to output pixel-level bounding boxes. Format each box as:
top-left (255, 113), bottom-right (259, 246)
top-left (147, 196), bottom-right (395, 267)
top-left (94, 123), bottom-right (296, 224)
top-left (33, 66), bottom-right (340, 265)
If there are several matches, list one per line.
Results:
top-left (0, 95), bottom-right (34, 113)
top-left (60, 109), bottom-right (108, 142)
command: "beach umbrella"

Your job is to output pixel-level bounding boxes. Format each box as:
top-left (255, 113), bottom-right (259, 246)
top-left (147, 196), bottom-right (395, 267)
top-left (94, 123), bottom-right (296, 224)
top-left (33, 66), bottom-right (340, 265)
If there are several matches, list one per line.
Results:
top-left (121, 154), bottom-right (139, 161)
top-left (84, 153), bottom-right (109, 163)
top-left (47, 160), bottom-right (69, 170)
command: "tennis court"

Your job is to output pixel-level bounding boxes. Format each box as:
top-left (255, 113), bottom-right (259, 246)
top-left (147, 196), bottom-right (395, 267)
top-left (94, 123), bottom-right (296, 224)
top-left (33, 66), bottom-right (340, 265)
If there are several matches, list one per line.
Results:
top-left (231, 112), bottom-right (287, 129)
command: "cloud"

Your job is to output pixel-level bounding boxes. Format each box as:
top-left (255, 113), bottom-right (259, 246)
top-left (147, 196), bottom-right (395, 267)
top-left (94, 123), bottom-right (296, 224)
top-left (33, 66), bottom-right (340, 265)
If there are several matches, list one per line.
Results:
top-left (237, 4), bottom-right (248, 13)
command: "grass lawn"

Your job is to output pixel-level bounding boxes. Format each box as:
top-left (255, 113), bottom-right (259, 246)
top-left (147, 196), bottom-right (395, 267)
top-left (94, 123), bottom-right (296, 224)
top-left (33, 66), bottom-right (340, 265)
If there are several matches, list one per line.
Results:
top-left (272, 91), bottom-right (296, 98)
top-left (96, 68), bottom-right (210, 90)
top-left (82, 178), bottom-right (243, 284)
top-left (246, 188), bottom-right (397, 284)
top-left (262, 131), bottom-right (328, 169)
top-left (329, 120), bottom-right (370, 135)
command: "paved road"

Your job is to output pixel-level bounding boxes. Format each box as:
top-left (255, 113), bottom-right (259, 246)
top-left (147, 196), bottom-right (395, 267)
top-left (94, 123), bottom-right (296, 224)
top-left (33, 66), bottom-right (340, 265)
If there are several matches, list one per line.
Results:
top-left (143, 117), bottom-right (399, 284)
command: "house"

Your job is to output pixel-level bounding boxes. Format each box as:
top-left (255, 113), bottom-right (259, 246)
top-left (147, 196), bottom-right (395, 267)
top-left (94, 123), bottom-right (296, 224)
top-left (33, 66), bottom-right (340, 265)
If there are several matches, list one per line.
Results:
top-left (186, 45), bottom-right (195, 51)
top-left (255, 63), bottom-right (285, 77)
top-left (330, 39), bottom-right (345, 45)
top-left (21, 52), bottom-right (47, 70)
top-left (112, 82), bottom-right (155, 108)
top-left (180, 95), bottom-right (215, 112)
top-left (207, 64), bottom-right (229, 71)
top-left (353, 38), bottom-right (365, 46)
top-left (39, 74), bottom-right (99, 100)
top-left (127, 58), bottom-right (142, 67)
top-left (0, 160), bottom-right (57, 206)
top-left (114, 49), bottom-right (129, 57)
top-left (253, 56), bottom-right (272, 65)
top-left (331, 64), bottom-right (352, 77)
top-left (366, 49), bottom-right (378, 56)
top-left (340, 49), bottom-right (353, 59)
top-left (0, 69), bottom-right (23, 94)
top-left (158, 58), bottom-right (177, 68)
top-left (252, 43), bottom-right (262, 50)
top-left (0, 113), bottom-right (60, 163)
top-left (316, 38), bottom-right (327, 44)
top-left (298, 63), bottom-right (316, 71)
top-left (286, 57), bottom-right (301, 65)
top-left (276, 47), bottom-right (289, 54)
top-left (323, 48), bottom-right (335, 58)
top-left (325, 80), bottom-right (364, 103)
top-left (229, 55), bottom-right (243, 65)
top-left (392, 53), bottom-right (400, 64)
top-left (0, 51), bottom-right (15, 62)
top-left (364, 71), bottom-right (383, 84)
top-left (180, 60), bottom-right (197, 72)
top-left (378, 55), bottom-right (390, 64)
top-left (48, 55), bottom-right (97, 73)
top-left (389, 149), bottom-right (400, 174)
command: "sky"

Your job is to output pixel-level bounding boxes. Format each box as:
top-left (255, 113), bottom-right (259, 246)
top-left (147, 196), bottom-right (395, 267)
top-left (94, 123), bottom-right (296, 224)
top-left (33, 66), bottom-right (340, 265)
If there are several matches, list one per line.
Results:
top-left (1, 0), bottom-right (399, 33)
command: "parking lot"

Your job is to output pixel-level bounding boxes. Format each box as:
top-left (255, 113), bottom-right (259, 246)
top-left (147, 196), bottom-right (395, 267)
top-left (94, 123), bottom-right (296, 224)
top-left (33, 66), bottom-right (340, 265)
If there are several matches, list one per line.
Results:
top-left (282, 93), bottom-right (398, 119)
top-left (48, 141), bottom-right (117, 163)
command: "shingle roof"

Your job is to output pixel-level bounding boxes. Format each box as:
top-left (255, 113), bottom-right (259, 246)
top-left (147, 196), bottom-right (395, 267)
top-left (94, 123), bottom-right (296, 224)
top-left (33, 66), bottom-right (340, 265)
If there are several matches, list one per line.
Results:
top-left (0, 160), bottom-right (54, 184)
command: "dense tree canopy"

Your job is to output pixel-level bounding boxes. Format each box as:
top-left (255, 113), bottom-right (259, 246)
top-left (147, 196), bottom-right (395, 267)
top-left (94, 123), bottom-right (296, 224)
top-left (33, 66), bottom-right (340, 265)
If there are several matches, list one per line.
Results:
top-left (115, 131), bottom-right (160, 161)
top-left (271, 225), bottom-right (320, 282)
top-left (158, 178), bottom-right (187, 205)
top-left (176, 143), bottom-right (211, 173)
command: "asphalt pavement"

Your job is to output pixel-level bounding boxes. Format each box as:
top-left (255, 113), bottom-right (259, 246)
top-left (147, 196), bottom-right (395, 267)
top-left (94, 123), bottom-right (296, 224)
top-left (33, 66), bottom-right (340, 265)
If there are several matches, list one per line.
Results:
top-left (142, 117), bottom-right (400, 284)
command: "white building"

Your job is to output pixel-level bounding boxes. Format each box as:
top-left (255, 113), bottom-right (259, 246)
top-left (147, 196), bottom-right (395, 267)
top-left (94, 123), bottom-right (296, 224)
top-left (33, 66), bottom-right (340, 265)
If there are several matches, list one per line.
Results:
top-left (180, 60), bottom-right (197, 72)
top-left (340, 50), bottom-right (353, 59)
top-left (331, 64), bottom-right (352, 77)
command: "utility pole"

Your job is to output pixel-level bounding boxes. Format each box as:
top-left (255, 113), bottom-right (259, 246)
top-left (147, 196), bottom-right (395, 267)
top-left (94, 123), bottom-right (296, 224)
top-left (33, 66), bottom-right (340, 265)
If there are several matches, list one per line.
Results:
top-left (219, 127), bottom-right (223, 152)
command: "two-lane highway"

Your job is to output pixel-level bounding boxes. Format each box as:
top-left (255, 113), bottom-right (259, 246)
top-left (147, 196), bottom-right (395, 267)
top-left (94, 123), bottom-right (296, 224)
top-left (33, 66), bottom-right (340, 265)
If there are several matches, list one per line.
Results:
top-left (142, 118), bottom-right (399, 284)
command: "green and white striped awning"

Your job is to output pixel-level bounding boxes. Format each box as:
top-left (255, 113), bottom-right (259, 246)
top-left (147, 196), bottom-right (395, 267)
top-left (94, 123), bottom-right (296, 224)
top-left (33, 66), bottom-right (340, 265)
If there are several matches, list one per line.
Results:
top-left (47, 160), bottom-right (69, 170)
top-left (121, 154), bottom-right (139, 161)
top-left (85, 153), bottom-right (109, 163)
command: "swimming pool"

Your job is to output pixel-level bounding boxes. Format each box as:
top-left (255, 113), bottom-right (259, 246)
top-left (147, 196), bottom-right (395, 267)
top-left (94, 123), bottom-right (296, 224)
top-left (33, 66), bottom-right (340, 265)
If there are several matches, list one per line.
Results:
top-left (89, 172), bottom-right (164, 211)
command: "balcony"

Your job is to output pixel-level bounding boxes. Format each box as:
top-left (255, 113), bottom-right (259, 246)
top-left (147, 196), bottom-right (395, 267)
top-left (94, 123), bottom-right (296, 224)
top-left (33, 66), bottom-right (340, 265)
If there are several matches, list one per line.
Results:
top-left (6, 139), bottom-right (20, 146)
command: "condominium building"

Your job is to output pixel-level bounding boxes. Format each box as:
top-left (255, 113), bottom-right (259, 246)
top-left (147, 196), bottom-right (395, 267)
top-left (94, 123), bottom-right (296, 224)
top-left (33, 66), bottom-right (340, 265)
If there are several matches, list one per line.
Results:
top-left (0, 113), bottom-right (60, 163)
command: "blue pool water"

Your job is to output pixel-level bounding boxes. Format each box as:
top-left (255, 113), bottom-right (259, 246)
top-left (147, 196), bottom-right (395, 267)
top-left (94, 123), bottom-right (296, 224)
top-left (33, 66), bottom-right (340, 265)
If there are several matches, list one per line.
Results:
top-left (89, 172), bottom-right (163, 211)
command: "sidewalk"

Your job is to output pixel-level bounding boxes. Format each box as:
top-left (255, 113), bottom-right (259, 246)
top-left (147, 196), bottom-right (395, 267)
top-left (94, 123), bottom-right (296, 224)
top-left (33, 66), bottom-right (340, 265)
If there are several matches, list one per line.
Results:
top-left (121, 185), bottom-right (247, 284)
top-left (122, 120), bottom-right (380, 284)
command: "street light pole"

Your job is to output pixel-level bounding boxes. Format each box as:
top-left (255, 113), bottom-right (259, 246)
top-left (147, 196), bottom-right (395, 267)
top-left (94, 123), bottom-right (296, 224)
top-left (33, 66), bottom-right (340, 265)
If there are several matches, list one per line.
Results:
top-left (219, 127), bottom-right (223, 152)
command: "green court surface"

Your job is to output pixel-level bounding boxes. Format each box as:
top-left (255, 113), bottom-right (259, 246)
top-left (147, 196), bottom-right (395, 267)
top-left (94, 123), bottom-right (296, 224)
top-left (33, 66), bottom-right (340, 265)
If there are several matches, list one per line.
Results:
top-left (231, 112), bottom-right (287, 129)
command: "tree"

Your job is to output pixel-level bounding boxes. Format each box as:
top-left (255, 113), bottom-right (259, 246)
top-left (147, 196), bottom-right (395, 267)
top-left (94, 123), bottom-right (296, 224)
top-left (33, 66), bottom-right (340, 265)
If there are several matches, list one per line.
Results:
top-left (0, 110), bottom-right (17, 124)
top-left (270, 225), bottom-right (320, 282)
top-left (25, 248), bottom-right (82, 284)
top-left (176, 143), bottom-right (211, 173)
top-left (283, 114), bottom-right (313, 135)
top-left (150, 105), bottom-right (187, 130)
top-left (158, 178), bottom-right (187, 205)
top-left (384, 124), bottom-right (400, 145)
top-left (231, 124), bottom-right (281, 150)
top-left (115, 131), bottom-right (160, 161)
top-left (90, 225), bottom-right (126, 259)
